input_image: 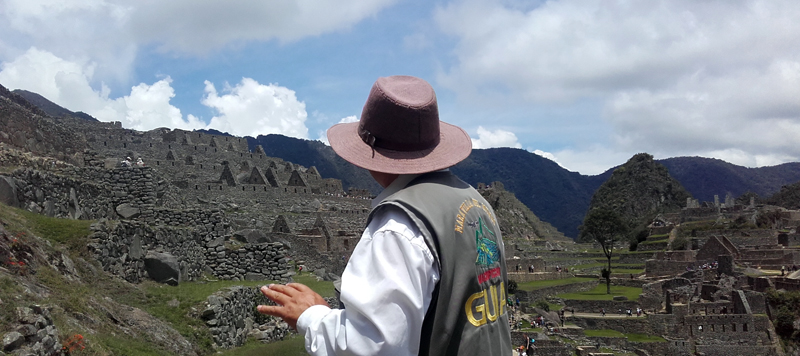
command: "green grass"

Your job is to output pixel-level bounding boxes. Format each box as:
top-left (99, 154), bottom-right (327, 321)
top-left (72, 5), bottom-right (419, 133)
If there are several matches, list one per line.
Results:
top-left (584, 329), bottom-right (625, 338)
top-left (611, 269), bottom-right (645, 274)
top-left (516, 277), bottom-right (596, 291)
top-left (17, 209), bottom-right (92, 250)
top-left (292, 274), bottom-right (336, 298)
top-left (97, 335), bottom-right (174, 356)
top-left (639, 239), bottom-right (668, 245)
top-left (570, 262), bottom-right (644, 270)
top-left (0, 201), bottom-right (344, 355)
top-left (557, 284), bottom-right (642, 301)
top-left (218, 334), bottom-right (307, 356)
top-left (0, 276), bottom-right (25, 333)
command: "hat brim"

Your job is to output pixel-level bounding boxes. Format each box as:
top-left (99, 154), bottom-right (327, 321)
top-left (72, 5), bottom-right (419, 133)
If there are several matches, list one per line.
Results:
top-left (327, 121), bottom-right (472, 174)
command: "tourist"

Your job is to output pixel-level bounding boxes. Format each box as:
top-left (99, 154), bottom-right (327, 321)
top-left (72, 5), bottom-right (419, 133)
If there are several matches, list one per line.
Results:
top-left (135, 157), bottom-right (145, 167)
top-left (258, 76), bottom-right (512, 355)
top-left (601, 308), bottom-right (605, 317)
top-left (121, 156), bottom-right (131, 167)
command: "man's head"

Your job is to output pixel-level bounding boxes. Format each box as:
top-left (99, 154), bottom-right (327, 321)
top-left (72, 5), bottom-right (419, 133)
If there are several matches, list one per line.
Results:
top-left (327, 76), bottom-right (472, 175)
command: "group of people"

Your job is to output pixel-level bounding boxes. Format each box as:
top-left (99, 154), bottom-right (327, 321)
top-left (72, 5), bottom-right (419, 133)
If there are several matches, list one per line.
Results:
top-left (513, 264), bottom-right (540, 273)
top-left (686, 260), bottom-right (718, 272)
top-left (120, 156), bottom-right (145, 167)
top-left (619, 308), bottom-right (644, 317)
top-left (781, 265), bottom-right (799, 276)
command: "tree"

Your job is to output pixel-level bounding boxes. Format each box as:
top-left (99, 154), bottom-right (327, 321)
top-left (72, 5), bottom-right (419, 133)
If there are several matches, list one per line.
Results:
top-left (579, 208), bottom-right (628, 294)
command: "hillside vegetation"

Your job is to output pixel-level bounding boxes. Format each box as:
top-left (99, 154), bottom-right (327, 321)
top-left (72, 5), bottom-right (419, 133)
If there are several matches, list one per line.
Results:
top-left (764, 180), bottom-right (800, 209)
top-left (0, 201), bottom-right (332, 355)
top-left (478, 182), bottom-right (568, 241)
top-left (585, 153), bottom-right (691, 235)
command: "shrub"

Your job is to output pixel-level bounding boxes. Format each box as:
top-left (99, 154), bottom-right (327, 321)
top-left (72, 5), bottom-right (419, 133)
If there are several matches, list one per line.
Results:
top-left (507, 280), bottom-right (518, 295)
top-left (670, 235), bottom-right (689, 250)
top-left (774, 306), bottom-right (795, 338)
top-left (535, 300), bottom-right (550, 312)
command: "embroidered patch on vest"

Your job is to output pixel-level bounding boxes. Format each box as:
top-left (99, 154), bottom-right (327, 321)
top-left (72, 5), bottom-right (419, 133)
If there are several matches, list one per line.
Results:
top-left (473, 217), bottom-right (499, 267)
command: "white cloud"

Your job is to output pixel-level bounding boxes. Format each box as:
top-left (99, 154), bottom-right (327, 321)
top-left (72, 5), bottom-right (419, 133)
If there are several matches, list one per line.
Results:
top-left (471, 126), bottom-right (522, 149)
top-left (0, 48), bottom-right (205, 131)
top-left (607, 60), bottom-right (800, 160)
top-left (551, 146), bottom-right (635, 175)
top-left (203, 78), bottom-right (309, 139)
top-left (0, 49), bottom-right (313, 138)
top-left (0, 0), bottom-right (135, 83)
top-left (436, 0), bottom-right (800, 171)
top-left (128, 0), bottom-right (398, 54)
top-left (338, 115), bottom-right (359, 124)
top-left (0, 0), bottom-right (397, 82)
top-left (530, 149), bottom-right (566, 168)
top-left (317, 115), bottom-right (359, 145)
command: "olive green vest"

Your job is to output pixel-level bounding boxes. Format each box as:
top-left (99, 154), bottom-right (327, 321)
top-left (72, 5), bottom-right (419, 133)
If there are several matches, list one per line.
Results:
top-left (368, 171), bottom-right (512, 356)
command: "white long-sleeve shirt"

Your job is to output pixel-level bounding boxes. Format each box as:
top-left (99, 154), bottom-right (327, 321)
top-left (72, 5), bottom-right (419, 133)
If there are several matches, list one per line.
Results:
top-left (296, 174), bottom-right (441, 355)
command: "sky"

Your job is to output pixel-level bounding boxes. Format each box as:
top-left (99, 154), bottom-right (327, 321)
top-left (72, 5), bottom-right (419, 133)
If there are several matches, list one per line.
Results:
top-left (1, 0), bottom-right (799, 175)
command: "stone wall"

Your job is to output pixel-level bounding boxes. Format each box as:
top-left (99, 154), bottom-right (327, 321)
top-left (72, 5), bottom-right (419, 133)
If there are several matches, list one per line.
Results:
top-left (692, 229), bottom-right (777, 248)
top-left (9, 166), bottom-right (157, 222)
top-left (514, 280), bottom-right (598, 303)
top-left (1, 305), bottom-right (62, 356)
top-left (508, 271), bottom-right (571, 283)
top-left (562, 300), bottom-right (642, 315)
top-left (645, 260), bottom-right (695, 277)
top-left (88, 219), bottom-right (290, 283)
top-left (200, 286), bottom-right (291, 349)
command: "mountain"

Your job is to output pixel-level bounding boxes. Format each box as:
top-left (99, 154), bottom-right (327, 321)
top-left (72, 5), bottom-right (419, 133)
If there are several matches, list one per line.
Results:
top-left (0, 84), bottom-right (88, 160)
top-left (11, 87), bottom-right (800, 239)
top-left (247, 134), bottom-right (382, 194)
top-left (250, 137), bottom-right (800, 239)
top-left (479, 182), bottom-right (569, 241)
top-left (658, 156), bottom-right (800, 203)
top-left (764, 181), bottom-right (800, 209)
top-left (585, 153), bottom-right (692, 234)
top-left (12, 89), bottom-right (98, 121)
top-left (451, 148), bottom-right (610, 239)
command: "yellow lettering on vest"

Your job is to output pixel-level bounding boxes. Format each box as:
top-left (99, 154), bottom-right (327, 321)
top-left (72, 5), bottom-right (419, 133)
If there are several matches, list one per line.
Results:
top-left (486, 283), bottom-right (499, 322)
top-left (465, 290), bottom-right (487, 327)
top-left (499, 281), bottom-right (506, 315)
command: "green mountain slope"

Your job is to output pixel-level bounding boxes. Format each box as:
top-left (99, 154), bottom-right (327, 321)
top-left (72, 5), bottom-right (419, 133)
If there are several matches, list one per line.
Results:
top-left (478, 182), bottom-right (568, 241)
top-left (587, 153), bottom-right (692, 231)
top-left (659, 156), bottom-right (800, 203)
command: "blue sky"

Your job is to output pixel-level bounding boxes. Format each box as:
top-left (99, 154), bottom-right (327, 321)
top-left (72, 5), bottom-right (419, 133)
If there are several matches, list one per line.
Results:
top-left (2, 0), bottom-right (800, 175)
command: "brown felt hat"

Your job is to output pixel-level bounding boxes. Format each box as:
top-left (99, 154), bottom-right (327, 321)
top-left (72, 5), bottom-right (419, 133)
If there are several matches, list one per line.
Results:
top-left (327, 76), bottom-right (472, 174)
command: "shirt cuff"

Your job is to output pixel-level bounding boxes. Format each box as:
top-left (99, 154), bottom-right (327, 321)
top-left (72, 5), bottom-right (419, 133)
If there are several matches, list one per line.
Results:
top-left (296, 304), bottom-right (332, 336)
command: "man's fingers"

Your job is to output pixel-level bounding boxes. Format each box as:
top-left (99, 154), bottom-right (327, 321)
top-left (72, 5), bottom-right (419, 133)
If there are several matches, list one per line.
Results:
top-left (287, 282), bottom-right (313, 293)
top-left (266, 283), bottom-right (301, 297)
top-left (257, 304), bottom-right (284, 318)
top-left (260, 285), bottom-right (292, 305)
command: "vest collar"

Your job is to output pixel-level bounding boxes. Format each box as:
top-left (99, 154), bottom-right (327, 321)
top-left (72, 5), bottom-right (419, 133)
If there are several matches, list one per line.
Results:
top-left (371, 169), bottom-right (450, 209)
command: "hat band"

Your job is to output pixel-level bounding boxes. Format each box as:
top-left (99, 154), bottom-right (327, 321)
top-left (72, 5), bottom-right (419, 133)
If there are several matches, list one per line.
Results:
top-left (358, 125), bottom-right (439, 152)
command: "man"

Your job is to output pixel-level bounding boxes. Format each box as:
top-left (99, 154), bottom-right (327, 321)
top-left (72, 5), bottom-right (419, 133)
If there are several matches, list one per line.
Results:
top-left (258, 75), bottom-right (512, 355)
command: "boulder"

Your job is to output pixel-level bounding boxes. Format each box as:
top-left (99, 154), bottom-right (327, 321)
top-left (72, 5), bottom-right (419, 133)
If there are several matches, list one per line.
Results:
top-left (129, 234), bottom-right (145, 259)
top-left (0, 176), bottom-right (20, 208)
top-left (144, 251), bottom-right (181, 285)
top-left (2, 331), bottom-right (24, 352)
top-left (115, 203), bottom-right (141, 219)
top-left (314, 268), bottom-right (327, 279)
